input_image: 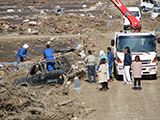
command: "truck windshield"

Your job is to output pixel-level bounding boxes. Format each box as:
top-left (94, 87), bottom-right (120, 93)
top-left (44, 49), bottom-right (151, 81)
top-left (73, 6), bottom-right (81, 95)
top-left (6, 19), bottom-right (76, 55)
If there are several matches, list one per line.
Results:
top-left (131, 11), bottom-right (139, 17)
top-left (118, 36), bottom-right (156, 52)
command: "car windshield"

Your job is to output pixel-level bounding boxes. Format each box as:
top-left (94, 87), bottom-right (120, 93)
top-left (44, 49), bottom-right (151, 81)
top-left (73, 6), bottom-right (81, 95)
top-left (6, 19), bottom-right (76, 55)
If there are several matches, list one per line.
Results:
top-left (118, 36), bottom-right (156, 52)
top-left (153, 8), bottom-right (160, 12)
top-left (151, 1), bottom-right (158, 5)
top-left (131, 11), bottom-right (139, 17)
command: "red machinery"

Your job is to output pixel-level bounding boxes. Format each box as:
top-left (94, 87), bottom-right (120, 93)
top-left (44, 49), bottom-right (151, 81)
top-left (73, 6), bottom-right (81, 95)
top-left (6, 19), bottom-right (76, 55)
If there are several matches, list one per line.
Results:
top-left (111, 0), bottom-right (141, 32)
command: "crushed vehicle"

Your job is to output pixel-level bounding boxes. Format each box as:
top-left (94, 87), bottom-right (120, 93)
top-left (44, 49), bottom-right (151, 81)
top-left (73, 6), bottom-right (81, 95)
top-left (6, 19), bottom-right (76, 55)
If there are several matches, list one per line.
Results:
top-left (55, 8), bottom-right (64, 15)
top-left (151, 7), bottom-right (160, 20)
top-left (140, 0), bottom-right (159, 11)
top-left (15, 56), bottom-right (71, 87)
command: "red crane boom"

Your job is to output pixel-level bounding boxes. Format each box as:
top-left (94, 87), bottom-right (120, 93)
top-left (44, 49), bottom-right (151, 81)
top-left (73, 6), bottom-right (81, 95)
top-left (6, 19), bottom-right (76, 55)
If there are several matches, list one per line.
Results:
top-left (111, 0), bottom-right (141, 32)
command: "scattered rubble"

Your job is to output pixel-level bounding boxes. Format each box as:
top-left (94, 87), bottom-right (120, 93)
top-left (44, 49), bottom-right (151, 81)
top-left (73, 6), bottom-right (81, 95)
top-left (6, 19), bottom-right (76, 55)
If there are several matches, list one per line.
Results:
top-left (0, 0), bottom-right (160, 119)
top-left (0, 36), bottom-right (89, 119)
top-left (0, 48), bottom-right (90, 119)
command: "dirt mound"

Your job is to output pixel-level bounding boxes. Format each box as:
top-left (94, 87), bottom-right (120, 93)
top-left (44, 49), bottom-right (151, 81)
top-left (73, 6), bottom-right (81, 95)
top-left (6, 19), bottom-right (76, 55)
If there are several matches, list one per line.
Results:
top-left (142, 13), bottom-right (160, 32)
top-left (0, 81), bottom-right (94, 120)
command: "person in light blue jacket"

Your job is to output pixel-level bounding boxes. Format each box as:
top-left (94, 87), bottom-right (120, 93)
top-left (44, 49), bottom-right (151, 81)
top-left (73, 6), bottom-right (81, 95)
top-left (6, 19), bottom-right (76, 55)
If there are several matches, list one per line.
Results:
top-left (97, 50), bottom-right (108, 68)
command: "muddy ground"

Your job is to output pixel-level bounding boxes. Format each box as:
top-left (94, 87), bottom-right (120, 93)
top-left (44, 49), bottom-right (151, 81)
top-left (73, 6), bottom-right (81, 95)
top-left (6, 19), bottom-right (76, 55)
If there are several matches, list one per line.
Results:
top-left (0, 0), bottom-right (160, 120)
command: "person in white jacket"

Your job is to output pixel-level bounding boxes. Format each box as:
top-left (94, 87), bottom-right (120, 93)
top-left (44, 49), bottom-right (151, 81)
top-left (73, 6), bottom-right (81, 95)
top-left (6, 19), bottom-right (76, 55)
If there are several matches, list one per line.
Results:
top-left (98, 58), bottom-right (110, 91)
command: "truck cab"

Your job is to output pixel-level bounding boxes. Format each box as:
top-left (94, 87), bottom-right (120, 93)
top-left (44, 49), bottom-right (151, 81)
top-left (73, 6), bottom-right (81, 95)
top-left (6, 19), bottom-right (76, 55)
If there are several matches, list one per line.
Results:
top-left (111, 32), bottom-right (158, 79)
top-left (123, 7), bottom-right (141, 30)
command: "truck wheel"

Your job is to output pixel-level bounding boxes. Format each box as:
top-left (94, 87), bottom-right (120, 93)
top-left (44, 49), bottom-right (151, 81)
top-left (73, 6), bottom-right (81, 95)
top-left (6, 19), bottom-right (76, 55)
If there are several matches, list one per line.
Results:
top-left (113, 63), bottom-right (122, 80)
top-left (115, 74), bottom-right (122, 80)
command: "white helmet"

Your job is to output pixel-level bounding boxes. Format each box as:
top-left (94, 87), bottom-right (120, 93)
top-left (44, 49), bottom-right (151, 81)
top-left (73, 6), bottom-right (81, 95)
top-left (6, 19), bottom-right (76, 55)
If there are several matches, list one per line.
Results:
top-left (23, 44), bottom-right (29, 49)
top-left (100, 50), bottom-right (105, 56)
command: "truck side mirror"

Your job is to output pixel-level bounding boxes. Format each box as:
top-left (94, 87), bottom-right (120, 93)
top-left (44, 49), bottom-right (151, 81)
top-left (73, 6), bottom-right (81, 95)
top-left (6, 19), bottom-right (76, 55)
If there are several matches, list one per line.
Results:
top-left (158, 37), bottom-right (160, 43)
top-left (111, 39), bottom-right (114, 46)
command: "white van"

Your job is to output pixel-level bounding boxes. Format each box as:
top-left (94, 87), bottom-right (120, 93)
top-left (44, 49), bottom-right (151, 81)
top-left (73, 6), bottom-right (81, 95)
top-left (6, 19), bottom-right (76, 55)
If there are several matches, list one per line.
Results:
top-left (140, 0), bottom-right (159, 11)
top-left (123, 7), bottom-right (141, 30)
top-left (151, 7), bottom-right (160, 20)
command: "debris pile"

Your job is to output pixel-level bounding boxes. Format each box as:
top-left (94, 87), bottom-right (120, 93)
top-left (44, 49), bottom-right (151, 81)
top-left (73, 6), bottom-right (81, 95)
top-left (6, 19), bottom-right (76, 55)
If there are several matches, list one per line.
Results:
top-left (0, 21), bottom-right (18, 33)
top-left (0, 47), bottom-right (93, 119)
top-left (0, 80), bottom-right (94, 119)
top-left (0, 34), bottom-right (93, 119)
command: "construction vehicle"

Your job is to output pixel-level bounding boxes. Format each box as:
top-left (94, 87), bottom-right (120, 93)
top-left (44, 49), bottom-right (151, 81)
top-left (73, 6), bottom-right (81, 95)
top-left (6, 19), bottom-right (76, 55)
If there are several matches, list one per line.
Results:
top-left (111, 0), bottom-right (141, 32)
top-left (110, 0), bottom-right (159, 79)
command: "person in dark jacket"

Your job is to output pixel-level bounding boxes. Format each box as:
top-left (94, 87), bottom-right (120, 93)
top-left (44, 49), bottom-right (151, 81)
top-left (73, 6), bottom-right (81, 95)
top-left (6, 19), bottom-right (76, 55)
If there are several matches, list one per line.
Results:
top-left (16, 44), bottom-right (30, 64)
top-left (107, 47), bottom-right (114, 81)
top-left (43, 44), bottom-right (54, 71)
top-left (123, 46), bottom-right (132, 84)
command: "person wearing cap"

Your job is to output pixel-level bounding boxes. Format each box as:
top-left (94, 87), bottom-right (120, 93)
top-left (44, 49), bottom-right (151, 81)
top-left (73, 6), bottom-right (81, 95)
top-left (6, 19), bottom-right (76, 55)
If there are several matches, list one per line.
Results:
top-left (43, 44), bottom-right (54, 71)
top-left (84, 50), bottom-right (97, 83)
top-left (16, 44), bottom-right (30, 64)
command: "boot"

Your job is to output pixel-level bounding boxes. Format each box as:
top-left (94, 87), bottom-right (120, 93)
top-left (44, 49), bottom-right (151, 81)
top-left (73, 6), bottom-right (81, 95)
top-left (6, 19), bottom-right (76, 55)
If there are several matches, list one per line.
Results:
top-left (99, 83), bottom-right (104, 91)
top-left (105, 82), bottom-right (109, 90)
top-left (102, 83), bottom-right (105, 91)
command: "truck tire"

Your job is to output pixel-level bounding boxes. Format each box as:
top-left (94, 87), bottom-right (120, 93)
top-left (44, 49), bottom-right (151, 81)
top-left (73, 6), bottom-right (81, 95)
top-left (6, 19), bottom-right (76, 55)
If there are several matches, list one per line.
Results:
top-left (113, 63), bottom-right (122, 80)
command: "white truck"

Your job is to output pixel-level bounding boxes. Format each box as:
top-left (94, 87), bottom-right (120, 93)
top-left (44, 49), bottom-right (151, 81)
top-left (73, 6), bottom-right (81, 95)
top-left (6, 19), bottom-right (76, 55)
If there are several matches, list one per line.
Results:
top-left (123, 7), bottom-right (141, 30)
top-left (111, 32), bottom-right (158, 79)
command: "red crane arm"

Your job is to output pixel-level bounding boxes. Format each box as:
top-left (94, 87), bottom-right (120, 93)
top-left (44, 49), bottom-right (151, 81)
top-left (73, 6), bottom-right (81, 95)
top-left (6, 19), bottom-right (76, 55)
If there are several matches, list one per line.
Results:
top-left (111, 0), bottom-right (141, 32)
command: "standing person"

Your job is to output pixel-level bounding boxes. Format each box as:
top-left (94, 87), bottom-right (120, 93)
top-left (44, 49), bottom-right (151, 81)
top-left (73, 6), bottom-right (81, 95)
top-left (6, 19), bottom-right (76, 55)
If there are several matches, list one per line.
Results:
top-left (98, 58), bottom-right (110, 91)
top-left (123, 46), bottom-right (132, 84)
top-left (132, 55), bottom-right (142, 90)
top-left (97, 50), bottom-right (108, 68)
top-left (43, 44), bottom-right (54, 71)
top-left (84, 50), bottom-right (97, 83)
top-left (16, 44), bottom-right (30, 64)
top-left (107, 47), bottom-right (114, 81)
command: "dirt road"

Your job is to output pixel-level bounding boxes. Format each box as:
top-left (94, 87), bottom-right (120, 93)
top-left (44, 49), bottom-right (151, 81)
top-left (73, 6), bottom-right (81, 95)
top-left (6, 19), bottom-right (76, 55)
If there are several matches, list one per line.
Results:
top-left (0, 34), bottom-right (84, 40)
top-left (70, 79), bottom-right (160, 120)
top-left (66, 32), bottom-right (160, 120)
